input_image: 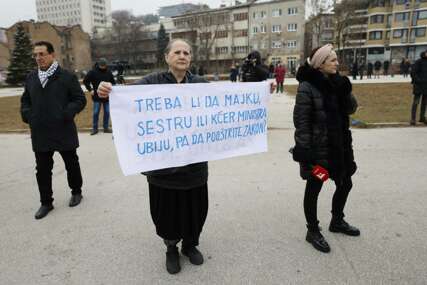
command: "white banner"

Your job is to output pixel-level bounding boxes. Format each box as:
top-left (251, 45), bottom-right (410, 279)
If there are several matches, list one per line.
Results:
top-left (110, 82), bottom-right (270, 176)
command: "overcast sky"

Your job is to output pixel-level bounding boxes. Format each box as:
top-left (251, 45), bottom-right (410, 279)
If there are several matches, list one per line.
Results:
top-left (0, 0), bottom-right (227, 28)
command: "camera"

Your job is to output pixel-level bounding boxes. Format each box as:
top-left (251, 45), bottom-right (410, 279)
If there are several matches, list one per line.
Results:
top-left (241, 51), bottom-right (269, 82)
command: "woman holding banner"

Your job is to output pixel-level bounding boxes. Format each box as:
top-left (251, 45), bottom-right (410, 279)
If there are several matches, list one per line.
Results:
top-left (98, 39), bottom-right (208, 274)
top-left (291, 44), bottom-right (360, 253)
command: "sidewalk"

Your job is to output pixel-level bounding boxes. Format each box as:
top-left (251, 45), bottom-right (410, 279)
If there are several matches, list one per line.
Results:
top-left (1, 105), bottom-right (427, 284)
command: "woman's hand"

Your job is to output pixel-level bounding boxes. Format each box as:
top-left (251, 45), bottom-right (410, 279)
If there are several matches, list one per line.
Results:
top-left (270, 82), bottom-right (276, 94)
top-left (97, 82), bottom-right (113, 98)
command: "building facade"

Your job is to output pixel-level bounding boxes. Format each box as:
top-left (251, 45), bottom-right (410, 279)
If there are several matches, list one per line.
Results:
top-left (35, 0), bottom-right (112, 35)
top-left (170, 0), bottom-right (305, 73)
top-left (0, 29), bottom-right (9, 73)
top-left (338, 0), bottom-right (427, 68)
top-left (304, 13), bottom-right (335, 59)
top-left (4, 21), bottom-right (92, 73)
top-left (158, 3), bottom-right (209, 18)
top-left (249, 0), bottom-right (305, 72)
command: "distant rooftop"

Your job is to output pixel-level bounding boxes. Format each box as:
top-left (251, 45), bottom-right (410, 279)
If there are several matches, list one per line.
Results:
top-left (158, 3), bottom-right (210, 18)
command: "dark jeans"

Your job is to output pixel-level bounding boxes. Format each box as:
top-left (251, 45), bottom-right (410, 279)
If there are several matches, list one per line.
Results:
top-left (276, 81), bottom-right (284, 93)
top-left (93, 101), bottom-right (110, 131)
top-left (411, 93), bottom-right (427, 122)
top-left (34, 150), bottom-right (83, 205)
top-left (304, 176), bottom-right (353, 230)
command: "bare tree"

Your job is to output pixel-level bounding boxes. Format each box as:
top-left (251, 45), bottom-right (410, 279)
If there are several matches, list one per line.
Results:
top-left (110, 10), bottom-right (146, 63)
top-left (333, 0), bottom-right (369, 64)
top-left (173, 10), bottom-right (231, 70)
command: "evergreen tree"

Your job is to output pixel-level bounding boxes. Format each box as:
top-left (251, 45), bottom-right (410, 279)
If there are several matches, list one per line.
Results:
top-left (6, 23), bottom-right (35, 85)
top-left (156, 24), bottom-right (169, 67)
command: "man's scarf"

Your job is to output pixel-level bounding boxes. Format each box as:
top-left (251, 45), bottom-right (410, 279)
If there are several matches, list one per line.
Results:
top-left (38, 61), bottom-right (59, 88)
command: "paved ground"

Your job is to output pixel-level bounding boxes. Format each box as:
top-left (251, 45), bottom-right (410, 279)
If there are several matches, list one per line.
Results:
top-left (1, 92), bottom-right (427, 285)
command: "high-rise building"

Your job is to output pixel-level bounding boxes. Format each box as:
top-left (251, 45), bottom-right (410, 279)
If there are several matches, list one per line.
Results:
top-left (35, 0), bottom-right (112, 35)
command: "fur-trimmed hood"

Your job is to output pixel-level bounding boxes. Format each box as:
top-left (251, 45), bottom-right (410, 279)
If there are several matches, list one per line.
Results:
top-left (296, 62), bottom-right (352, 97)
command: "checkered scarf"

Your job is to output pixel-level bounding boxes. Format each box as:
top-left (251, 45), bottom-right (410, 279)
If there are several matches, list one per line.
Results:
top-left (38, 61), bottom-right (59, 88)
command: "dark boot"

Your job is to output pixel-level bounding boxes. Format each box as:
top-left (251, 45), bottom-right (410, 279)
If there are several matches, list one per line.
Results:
top-left (69, 194), bottom-right (82, 207)
top-left (306, 225), bottom-right (330, 253)
top-left (35, 204), bottom-right (54, 220)
top-left (329, 218), bottom-right (360, 236)
top-left (90, 129), bottom-right (98, 135)
top-left (165, 245), bottom-right (181, 274)
top-left (181, 246), bottom-right (204, 265)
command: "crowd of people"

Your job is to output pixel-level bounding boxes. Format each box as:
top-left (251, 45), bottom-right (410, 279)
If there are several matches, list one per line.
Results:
top-left (19, 39), bottom-right (426, 276)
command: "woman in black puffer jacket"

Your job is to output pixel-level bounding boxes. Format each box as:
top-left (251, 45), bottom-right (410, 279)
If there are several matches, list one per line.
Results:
top-left (292, 44), bottom-right (360, 253)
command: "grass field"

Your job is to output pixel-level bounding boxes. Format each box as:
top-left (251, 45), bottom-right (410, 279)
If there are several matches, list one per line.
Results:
top-left (0, 83), bottom-right (415, 132)
top-left (285, 83), bottom-right (414, 124)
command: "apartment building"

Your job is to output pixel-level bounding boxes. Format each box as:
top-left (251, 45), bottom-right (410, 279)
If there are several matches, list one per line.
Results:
top-left (36, 0), bottom-right (112, 35)
top-left (249, 0), bottom-right (305, 72)
top-left (339, 0), bottom-right (427, 66)
top-left (304, 13), bottom-right (335, 59)
top-left (3, 21), bottom-right (92, 73)
top-left (366, 0), bottom-right (427, 63)
top-left (170, 0), bottom-right (305, 73)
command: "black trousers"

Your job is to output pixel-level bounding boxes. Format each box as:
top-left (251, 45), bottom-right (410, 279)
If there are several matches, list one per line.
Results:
top-left (149, 183), bottom-right (208, 248)
top-left (34, 150), bottom-right (83, 205)
top-left (303, 176), bottom-right (353, 230)
top-left (411, 93), bottom-right (427, 122)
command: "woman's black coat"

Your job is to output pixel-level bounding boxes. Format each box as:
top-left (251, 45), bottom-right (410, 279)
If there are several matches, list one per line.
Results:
top-left (20, 67), bottom-right (87, 152)
top-left (292, 64), bottom-right (358, 180)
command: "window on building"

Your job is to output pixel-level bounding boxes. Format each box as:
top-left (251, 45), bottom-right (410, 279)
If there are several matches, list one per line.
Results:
top-left (215, 30), bottom-right (228, 38)
top-left (286, 40), bottom-right (297, 48)
top-left (272, 41), bottom-right (282, 49)
top-left (288, 7), bottom-right (298, 15)
top-left (287, 23), bottom-right (297, 32)
top-left (393, 28), bottom-right (408, 38)
top-left (234, 13), bottom-right (248, 21)
top-left (272, 9), bottom-right (282, 17)
top-left (370, 14), bottom-right (384, 24)
top-left (418, 10), bottom-right (427, 20)
top-left (253, 26), bottom-right (258, 34)
top-left (272, 25), bottom-right (281, 33)
top-left (234, 29), bottom-right (248, 37)
top-left (260, 25), bottom-right (267, 33)
top-left (414, 27), bottom-right (426, 37)
top-left (232, 46), bottom-right (248, 54)
top-left (369, 31), bottom-right (383, 40)
top-left (215, 46), bottom-right (229, 54)
top-left (395, 12), bottom-right (410, 22)
top-left (287, 57), bottom-right (297, 70)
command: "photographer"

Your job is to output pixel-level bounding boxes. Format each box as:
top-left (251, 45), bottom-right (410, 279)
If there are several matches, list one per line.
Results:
top-left (241, 51), bottom-right (269, 82)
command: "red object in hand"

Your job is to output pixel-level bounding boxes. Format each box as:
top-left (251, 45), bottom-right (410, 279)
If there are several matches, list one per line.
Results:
top-left (312, 165), bottom-right (329, 182)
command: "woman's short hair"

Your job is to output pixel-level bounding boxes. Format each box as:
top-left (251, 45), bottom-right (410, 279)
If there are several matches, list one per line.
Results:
top-left (164, 39), bottom-right (193, 55)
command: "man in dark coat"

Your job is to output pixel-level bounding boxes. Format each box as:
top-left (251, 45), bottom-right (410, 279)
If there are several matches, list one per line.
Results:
top-left (367, 62), bottom-right (373, 79)
top-left (241, 51), bottom-right (269, 82)
top-left (374, 60), bottom-right (382, 78)
top-left (351, 61), bottom-right (358, 80)
top-left (383, 60), bottom-right (390, 76)
top-left (410, 51), bottom-right (427, 125)
top-left (20, 41), bottom-right (87, 219)
top-left (83, 58), bottom-right (115, 135)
